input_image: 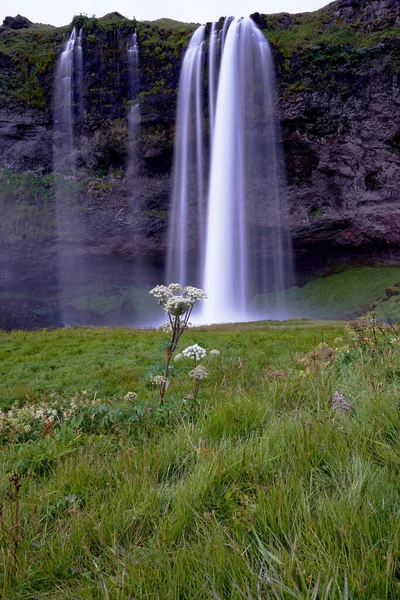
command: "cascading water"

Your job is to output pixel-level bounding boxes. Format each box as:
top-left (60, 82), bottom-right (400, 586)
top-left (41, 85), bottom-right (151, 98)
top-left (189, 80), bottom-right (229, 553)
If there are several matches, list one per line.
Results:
top-left (208, 22), bottom-right (218, 141)
top-left (166, 26), bottom-right (206, 287)
top-left (53, 27), bottom-right (76, 175)
top-left (220, 15), bottom-right (234, 50)
top-left (53, 27), bottom-right (85, 324)
top-left (75, 28), bottom-right (84, 126)
top-left (167, 17), bottom-right (293, 324)
top-left (127, 29), bottom-right (141, 175)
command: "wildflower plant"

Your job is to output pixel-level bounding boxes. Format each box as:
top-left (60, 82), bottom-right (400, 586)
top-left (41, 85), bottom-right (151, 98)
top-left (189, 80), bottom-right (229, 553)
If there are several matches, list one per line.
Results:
top-left (188, 365), bottom-right (208, 400)
top-left (175, 344), bottom-right (220, 401)
top-left (150, 283), bottom-right (207, 402)
top-left (332, 391), bottom-right (352, 416)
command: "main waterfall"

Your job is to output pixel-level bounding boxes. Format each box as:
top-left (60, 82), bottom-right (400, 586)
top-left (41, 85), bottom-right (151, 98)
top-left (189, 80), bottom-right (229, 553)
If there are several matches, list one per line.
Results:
top-left (167, 17), bottom-right (292, 324)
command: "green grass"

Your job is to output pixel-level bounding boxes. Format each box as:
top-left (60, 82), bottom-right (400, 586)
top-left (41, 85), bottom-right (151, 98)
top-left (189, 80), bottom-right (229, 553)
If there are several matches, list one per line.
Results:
top-left (0, 318), bottom-right (399, 598)
top-left (254, 266), bottom-right (400, 321)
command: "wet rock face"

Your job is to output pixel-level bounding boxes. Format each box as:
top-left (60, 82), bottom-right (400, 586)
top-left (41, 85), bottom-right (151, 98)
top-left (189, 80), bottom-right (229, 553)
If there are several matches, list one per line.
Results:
top-left (282, 49), bottom-right (400, 267)
top-left (0, 120), bottom-right (53, 173)
top-left (335, 0), bottom-right (400, 26)
top-left (0, 4), bottom-right (399, 313)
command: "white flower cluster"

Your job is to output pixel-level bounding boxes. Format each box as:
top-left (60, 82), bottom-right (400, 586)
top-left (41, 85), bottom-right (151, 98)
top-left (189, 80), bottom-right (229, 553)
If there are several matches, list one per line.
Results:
top-left (189, 365), bottom-right (208, 381)
top-left (0, 393), bottom-right (99, 442)
top-left (0, 403), bottom-right (58, 437)
top-left (152, 375), bottom-right (167, 387)
top-left (164, 296), bottom-right (192, 317)
top-left (210, 349), bottom-right (220, 356)
top-left (149, 284), bottom-right (176, 303)
top-left (124, 391), bottom-right (138, 402)
top-left (182, 344), bottom-right (207, 361)
top-left (174, 353), bottom-right (183, 362)
top-left (150, 283), bottom-right (207, 316)
top-left (183, 286), bottom-right (207, 302)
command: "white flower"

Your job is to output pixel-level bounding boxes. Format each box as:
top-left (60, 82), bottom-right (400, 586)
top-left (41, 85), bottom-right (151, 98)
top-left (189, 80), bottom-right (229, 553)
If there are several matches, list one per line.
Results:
top-left (174, 353), bottom-right (183, 362)
top-left (182, 344), bottom-right (207, 361)
top-left (124, 391), bottom-right (138, 402)
top-left (168, 283), bottom-right (182, 292)
top-left (164, 296), bottom-right (192, 316)
top-left (150, 284), bottom-right (206, 315)
top-left (189, 365), bottom-right (208, 380)
top-left (182, 286), bottom-right (207, 301)
top-left (152, 375), bottom-right (167, 387)
top-left (149, 285), bottom-right (171, 303)
top-left (210, 349), bottom-right (220, 356)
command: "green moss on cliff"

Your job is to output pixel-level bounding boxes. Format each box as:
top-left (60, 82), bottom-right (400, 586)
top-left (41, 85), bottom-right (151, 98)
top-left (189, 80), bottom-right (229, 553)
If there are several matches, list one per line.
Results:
top-left (0, 3), bottom-right (398, 118)
top-left (0, 25), bottom-right (59, 110)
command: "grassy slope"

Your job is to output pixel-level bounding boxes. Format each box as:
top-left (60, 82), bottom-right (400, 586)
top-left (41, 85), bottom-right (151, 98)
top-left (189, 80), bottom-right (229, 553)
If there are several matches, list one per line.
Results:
top-left (255, 266), bottom-right (400, 321)
top-left (0, 320), bottom-right (399, 598)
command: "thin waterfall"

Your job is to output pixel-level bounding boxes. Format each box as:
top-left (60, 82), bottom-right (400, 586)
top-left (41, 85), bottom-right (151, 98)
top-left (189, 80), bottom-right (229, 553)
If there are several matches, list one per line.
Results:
top-left (53, 27), bottom-right (76, 172)
top-left (166, 26), bottom-right (206, 287)
top-left (75, 28), bottom-right (84, 126)
top-left (220, 16), bottom-right (234, 51)
top-left (208, 22), bottom-right (218, 142)
top-left (53, 27), bottom-right (86, 324)
top-left (127, 29), bottom-right (141, 177)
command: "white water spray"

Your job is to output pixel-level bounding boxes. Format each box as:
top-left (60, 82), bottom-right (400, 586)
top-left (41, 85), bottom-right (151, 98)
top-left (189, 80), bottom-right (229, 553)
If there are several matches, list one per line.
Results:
top-left (166, 26), bottom-right (206, 287)
top-left (167, 18), bottom-right (293, 324)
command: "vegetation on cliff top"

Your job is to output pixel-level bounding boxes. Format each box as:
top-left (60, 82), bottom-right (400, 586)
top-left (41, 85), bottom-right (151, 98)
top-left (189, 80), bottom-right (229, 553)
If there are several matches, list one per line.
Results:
top-left (0, 1), bottom-right (398, 113)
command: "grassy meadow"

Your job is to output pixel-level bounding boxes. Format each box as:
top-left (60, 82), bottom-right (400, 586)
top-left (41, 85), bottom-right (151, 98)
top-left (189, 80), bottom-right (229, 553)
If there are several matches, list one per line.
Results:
top-left (0, 318), bottom-right (399, 598)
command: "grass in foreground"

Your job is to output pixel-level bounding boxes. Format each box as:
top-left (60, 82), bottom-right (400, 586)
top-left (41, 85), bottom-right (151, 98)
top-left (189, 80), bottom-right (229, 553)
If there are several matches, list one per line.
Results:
top-left (0, 319), bottom-right (399, 598)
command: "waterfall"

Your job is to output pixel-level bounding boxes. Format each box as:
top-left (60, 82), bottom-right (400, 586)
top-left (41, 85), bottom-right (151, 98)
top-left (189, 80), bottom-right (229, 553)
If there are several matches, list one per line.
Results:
top-left (202, 18), bottom-right (292, 323)
top-left (208, 22), bottom-right (218, 142)
top-left (167, 17), bottom-right (292, 324)
top-left (75, 28), bottom-right (84, 126)
top-left (53, 27), bottom-right (76, 173)
top-left (53, 27), bottom-right (85, 324)
top-left (166, 26), bottom-right (206, 287)
top-left (127, 28), bottom-right (141, 173)
top-left (220, 16), bottom-right (234, 51)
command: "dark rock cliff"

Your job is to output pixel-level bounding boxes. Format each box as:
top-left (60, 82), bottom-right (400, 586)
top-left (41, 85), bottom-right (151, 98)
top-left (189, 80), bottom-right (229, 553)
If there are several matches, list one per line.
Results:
top-left (0, 1), bottom-right (399, 327)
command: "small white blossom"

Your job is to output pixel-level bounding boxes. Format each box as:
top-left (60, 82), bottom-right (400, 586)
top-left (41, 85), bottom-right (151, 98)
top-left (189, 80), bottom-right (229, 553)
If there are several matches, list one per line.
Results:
top-left (149, 284), bottom-right (206, 315)
top-left (210, 349), bottom-right (220, 356)
top-left (164, 296), bottom-right (192, 316)
top-left (149, 285), bottom-right (170, 300)
top-left (182, 344), bottom-right (207, 361)
top-left (168, 283), bottom-right (182, 292)
top-left (183, 286), bottom-right (207, 301)
top-left (124, 391), bottom-right (138, 402)
top-left (152, 375), bottom-right (167, 387)
top-left (189, 365), bottom-right (208, 380)
top-left (174, 353), bottom-right (183, 362)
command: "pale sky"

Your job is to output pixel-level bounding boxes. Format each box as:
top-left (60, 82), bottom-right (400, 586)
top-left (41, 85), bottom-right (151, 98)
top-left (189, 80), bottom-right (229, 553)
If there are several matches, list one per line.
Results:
top-left (1, 0), bottom-right (332, 27)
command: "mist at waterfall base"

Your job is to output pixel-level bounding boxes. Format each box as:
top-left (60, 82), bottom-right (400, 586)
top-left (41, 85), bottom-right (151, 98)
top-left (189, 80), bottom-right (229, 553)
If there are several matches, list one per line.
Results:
top-left (49, 17), bottom-right (292, 329)
top-left (167, 17), bottom-right (293, 325)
